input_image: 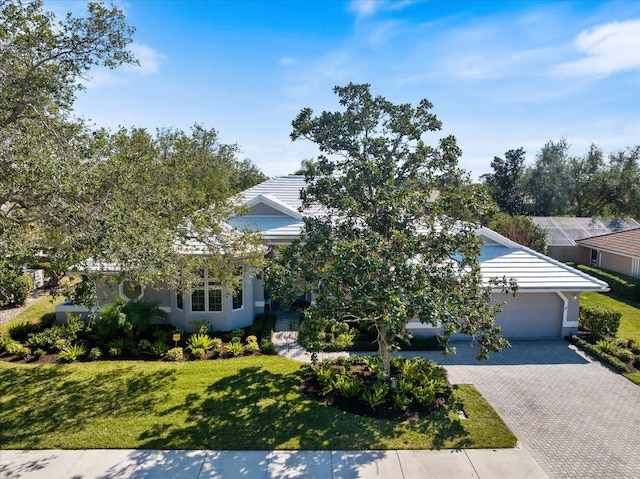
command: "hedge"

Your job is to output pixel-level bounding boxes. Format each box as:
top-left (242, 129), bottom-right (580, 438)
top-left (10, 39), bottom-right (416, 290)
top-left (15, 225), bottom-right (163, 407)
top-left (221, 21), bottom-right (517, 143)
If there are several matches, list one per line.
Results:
top-left (579, 300), bottom-right (621, 336)
top-left (570, 336), bottom-right (628, 373)
top-left (568, 262), bottom-right (640, 302)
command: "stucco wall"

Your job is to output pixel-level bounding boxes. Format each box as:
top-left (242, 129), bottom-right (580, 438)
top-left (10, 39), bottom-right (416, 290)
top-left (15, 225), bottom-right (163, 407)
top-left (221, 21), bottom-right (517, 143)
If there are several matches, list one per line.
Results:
top-left (600, 251), bottom-right (633, 277)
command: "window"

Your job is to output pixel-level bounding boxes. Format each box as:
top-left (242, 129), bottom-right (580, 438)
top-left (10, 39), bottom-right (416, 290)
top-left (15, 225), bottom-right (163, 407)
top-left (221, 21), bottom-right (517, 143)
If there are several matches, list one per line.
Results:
top-left (232, 286), bottom-right (243, 310)
top-left (232, 267), bottom-right (243, 310)
top-left (119, 281), bottom-right (144, 301)
top-left (176, 292), bottom-right (184, 310)
top-left (191, 269), bottom-right (222, 312)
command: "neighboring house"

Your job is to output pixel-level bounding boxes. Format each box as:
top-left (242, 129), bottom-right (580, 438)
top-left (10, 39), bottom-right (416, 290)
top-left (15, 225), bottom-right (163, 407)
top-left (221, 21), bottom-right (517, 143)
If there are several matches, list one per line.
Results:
top-left (576, 228), bottom-right (640, 279)
top-left (59, 176), bottom-right (609, 339)
top-left (530, 217), bottom-right (639, 263)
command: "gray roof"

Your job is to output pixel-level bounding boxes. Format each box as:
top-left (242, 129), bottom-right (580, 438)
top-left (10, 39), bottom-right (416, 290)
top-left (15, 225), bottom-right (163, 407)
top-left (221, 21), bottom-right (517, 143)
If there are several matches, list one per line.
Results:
top-left (531, 217), bottom-right (640, 246)
top-left (231, 178), bottom-right (609, 292)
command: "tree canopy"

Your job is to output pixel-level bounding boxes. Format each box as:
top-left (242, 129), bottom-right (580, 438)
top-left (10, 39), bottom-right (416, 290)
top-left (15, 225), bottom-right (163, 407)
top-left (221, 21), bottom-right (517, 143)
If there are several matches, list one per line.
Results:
top-left (0, 0), bottom-right (265, 292)
top-left (267, 83), bottom-right (515, 374)
top-left (483, 140), bottom-right (640, 218)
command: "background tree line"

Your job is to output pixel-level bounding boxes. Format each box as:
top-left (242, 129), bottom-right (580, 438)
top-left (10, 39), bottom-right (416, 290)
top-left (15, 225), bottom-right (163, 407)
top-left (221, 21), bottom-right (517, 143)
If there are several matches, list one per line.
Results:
top-left (482, 140), bottom-right (640, 218)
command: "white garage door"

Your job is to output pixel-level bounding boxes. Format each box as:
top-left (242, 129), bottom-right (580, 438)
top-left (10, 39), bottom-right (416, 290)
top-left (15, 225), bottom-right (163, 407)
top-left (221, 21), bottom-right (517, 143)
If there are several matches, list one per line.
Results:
top-left (494, 292), bottom-right (563, 339)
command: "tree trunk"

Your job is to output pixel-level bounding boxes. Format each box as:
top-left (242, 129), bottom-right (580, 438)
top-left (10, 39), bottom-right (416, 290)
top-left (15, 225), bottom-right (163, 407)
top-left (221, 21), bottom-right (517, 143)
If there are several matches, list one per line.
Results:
top-left (377, 322), bottom-right (391, 377)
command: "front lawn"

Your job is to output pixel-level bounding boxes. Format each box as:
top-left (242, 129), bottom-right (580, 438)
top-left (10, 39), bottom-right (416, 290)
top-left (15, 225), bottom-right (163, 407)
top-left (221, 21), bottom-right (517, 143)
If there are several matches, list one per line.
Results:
top-left (0, 294), bottom-right (64, 336)
top-left (0, 357), bottom-right (516, 450)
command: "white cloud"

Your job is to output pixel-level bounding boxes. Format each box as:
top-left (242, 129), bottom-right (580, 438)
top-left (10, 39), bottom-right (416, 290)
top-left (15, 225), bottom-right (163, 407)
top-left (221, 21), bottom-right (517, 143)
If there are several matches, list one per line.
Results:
top-left (279, 57), bottom-right (296, 66)
top-left (554, 18), bottom-right (640, 77)
top-left (349, 0), bottom-right (379, 17)
top-left (125, 43), bottom-right (165, 76)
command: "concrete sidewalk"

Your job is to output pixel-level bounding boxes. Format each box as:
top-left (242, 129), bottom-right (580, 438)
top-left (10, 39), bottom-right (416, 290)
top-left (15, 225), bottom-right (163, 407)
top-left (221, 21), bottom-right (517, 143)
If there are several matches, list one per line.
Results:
top-left (0, 447), bottom-right (547, 478)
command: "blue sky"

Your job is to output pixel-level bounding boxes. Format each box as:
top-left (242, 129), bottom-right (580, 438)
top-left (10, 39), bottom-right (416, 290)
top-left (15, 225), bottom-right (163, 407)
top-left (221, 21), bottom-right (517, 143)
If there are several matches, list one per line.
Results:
top-left (52, 0), bottom-right (640, 179)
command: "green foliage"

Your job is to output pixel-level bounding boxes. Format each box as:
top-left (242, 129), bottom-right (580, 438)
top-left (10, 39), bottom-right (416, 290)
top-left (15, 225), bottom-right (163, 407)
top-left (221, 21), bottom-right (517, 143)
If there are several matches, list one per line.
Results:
top-left (121, 298), bottom-right (168, 338)
top-left (189, 347), bottom-right (206, 360)
top-left (580, 300), bottom-right (622, 337)
top-left (58, 344), bottom-right (86, 363)
top-left (488, 213), bottom-right (548, 253)
top-left (165, 347), bottom-right (184, 362)
top-left (148, 340), bottom-right (169, 358)
top-left (392, 391), bottom-right (412, 411)
top-left (571, 336), bottom-right (630, 373)
top-left (65, 281), bottom-right (97, 308)
top-left (595, 339), bottom-right (618, 353)
top-left (88, 347), bottom-right (102, 361)
top-left (0, 271), bottom-right (32, 307)
top-left (260, 338), bottom-right (276, 355)
top-left (138, 339), bottom-right (151, 351)
top-left (0, 335), bottom-right (13, 352)
top-left (8, 322), bottom-right (41, 343)
top-left (243, 335), bottom-right (260, 354)
top-left (361, 382), bottom-right (390, 411)
top-left (107, 337), bottom-right (136, 357)
top-left (186, 333), bottom-right (217, 351)
top-left (251, 313), bottom-right (277, 341)
top-left (615, 349), bottom-right (634, 362)
top-left (225, 342), bottom-right (243, 358)
top-left (572, 264), bottom-right (640, 302)
top-left (32, 348), bottom-right (46, 360)
top-left (5, 341), bottom-right (31, 358)
top-left (482, 148), bottom-right (526, 215)
top-left (27, 314), bottom-right (84, 352)
top-left (268, 83), bottom-right (514, 376)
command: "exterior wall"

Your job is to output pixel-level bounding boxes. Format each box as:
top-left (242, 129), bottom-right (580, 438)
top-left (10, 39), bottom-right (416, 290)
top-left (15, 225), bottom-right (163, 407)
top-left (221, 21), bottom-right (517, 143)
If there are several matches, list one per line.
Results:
top-left (600, 251), bottom-right (633, 277)
top-left (547, 245), bottom-right (591, 264)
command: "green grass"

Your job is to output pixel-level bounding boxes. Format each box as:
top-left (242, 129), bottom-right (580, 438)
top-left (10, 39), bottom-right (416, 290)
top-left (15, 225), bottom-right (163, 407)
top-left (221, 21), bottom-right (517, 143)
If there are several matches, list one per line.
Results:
top-left (0, 294), bottom-right (64, 336)
top-left (0, 357), bottom-right (516, 450)
top-left (623, 372), bottom-right (640, 386)
top-left (582, 292), bottom-right (640, 343)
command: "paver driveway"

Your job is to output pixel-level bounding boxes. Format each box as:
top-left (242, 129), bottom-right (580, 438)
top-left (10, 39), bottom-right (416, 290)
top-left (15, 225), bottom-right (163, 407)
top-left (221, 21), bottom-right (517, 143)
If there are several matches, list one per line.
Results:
top-left (412, 340), bottom-right (640, 479)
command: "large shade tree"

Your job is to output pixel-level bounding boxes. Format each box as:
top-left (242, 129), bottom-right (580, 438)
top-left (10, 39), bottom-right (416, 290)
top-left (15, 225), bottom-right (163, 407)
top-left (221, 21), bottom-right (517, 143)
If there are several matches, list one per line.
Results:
top-left (0, 0), bottom-right (265, 296)
top-left (267, 83), bottom-right (515, 375)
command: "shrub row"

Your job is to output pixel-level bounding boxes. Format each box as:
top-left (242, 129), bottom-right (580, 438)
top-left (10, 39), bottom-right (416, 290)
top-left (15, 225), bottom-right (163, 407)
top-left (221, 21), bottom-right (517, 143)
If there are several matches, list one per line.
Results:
top-left (579, 300), bottom-right (621, 336)
top-left (569, 263), bottom-right (640, 302)
top-left (570, 336), bottom-right (630, 373)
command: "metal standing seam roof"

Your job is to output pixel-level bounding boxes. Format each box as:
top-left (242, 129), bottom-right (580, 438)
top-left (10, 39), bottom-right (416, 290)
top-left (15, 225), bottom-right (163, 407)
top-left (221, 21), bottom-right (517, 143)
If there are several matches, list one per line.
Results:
top-left (231, 177), bottom-right (609, 293)
top-left (576, 228), bottom-right (640, 258)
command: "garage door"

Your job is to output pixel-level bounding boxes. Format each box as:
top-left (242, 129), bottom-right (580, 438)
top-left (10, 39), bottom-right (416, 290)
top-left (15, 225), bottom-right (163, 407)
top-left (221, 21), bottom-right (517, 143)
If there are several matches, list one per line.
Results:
top-left (494, 292), bottom-right (563, 339)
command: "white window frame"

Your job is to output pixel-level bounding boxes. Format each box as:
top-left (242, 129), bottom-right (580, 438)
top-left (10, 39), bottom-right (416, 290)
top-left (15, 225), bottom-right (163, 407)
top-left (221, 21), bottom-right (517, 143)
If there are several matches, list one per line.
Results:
top-left (191, 269), bottom-right (223, 313)
top-left (119, 281), bottom-right (144, 302)
top-left (232, 267), bottom-right (244, 311)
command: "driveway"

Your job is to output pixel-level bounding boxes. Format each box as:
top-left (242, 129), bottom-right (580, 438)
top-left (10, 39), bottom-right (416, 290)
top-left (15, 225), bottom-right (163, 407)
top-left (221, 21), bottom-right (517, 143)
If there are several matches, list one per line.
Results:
top-left (410, 340), bottom-right (640, 479)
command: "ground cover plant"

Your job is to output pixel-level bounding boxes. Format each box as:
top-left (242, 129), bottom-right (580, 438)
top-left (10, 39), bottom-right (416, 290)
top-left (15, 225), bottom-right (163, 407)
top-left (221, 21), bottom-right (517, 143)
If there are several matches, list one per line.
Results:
top-left (0, 356), bottom-right (516, 450)
top-left (302, 356), bottom-right (451, 421)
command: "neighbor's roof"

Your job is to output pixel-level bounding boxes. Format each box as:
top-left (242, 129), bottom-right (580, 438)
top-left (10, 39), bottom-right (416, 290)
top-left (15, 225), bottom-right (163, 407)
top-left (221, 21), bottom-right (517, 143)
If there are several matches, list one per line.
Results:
top-left (530, 217), bottom-right (640, 247)
top-left (576, 228), bottom-right (640, 258)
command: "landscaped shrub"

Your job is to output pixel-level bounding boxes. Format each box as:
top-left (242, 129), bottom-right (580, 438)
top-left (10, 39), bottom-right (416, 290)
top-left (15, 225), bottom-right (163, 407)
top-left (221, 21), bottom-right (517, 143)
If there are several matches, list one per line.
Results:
top-left (570, 336), bottom-right (630, 373)
top-left (309, 356), bottom-right (450, 417)
top-left (595, 339), bottom-right (618, 353)
top-left (260, 338), bottom-right (276, 355)
top-left (615, 349), bottom-right (635, 362)
top-left (225, 342), bottom-right (243, 357)
top-left (189, 347), bottom-right (206, 359)
top-left (32, 348), bottom-right (46, 360)
top-left (165, 347), bottom-right (184, 362)
top-left (243, 335), bottom-right (260, 354)
top-left (0, 273), bottom-right (33, 307)
top-left (579, 300), bottom-right (621, 336)
top-left (186, 333), bottom-right (217, 352)
top-left (27, 315), bottom-right (84, 353)
top-left (148, 340), bottom-right (169, 358)
top-left (569, 263), bottom-right (640, 302)
top-left (8, 322), bottom-right (41, 342)
top-left (251, 312), bottom-right (277, 341)
top-left (5, 341), bottom-right (31, 358)
top-left (107, 337), bottom-right (136, 357)
top-left (58, 344), bottom-right (86, 363)
top-left (88, 347), bottom-right (102, 361)
top-left (0, 335), bottom-right (13, 352)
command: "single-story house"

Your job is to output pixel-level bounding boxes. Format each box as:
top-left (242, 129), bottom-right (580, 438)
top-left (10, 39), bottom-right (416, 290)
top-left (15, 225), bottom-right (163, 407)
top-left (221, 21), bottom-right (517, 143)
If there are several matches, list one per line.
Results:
top-left (59, 176), bottom-right (609, 339)
top-left (576, 228), bottom-right (640, 279)
top-left (530, 216), bottom-right (639, 263)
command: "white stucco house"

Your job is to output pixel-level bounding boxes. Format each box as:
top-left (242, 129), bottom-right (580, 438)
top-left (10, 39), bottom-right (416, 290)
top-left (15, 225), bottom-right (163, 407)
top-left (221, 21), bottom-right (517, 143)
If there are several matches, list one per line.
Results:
top-left (58, 176), bottom-right (609, 339)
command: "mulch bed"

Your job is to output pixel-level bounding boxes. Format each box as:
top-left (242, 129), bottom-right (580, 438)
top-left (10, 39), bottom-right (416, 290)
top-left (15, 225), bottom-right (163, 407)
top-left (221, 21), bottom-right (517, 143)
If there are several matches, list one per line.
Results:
top-left (299, 364), bottom-right (451, 422)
